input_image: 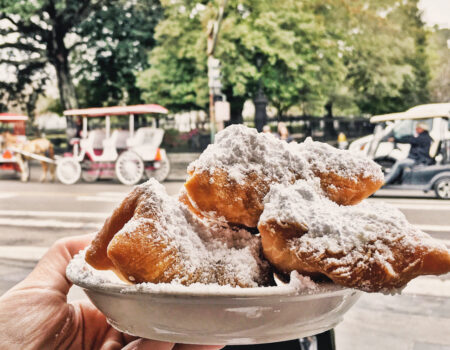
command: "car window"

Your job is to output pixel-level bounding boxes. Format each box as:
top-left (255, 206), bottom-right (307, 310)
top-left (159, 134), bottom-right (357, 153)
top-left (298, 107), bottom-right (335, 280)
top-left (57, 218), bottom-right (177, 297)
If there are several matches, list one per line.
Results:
top-left (393, 118), bottom-right (433, 138)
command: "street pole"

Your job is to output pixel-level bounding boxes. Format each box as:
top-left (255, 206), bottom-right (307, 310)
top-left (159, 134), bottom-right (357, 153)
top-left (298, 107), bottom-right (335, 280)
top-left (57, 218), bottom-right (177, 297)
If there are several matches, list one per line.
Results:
top-left (207, 0), bottom-right (228, 143)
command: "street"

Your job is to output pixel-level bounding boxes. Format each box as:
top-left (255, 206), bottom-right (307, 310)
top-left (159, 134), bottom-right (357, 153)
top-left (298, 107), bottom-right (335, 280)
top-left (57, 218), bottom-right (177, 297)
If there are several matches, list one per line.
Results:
top-left (0, 174), bottom-right (449, 350)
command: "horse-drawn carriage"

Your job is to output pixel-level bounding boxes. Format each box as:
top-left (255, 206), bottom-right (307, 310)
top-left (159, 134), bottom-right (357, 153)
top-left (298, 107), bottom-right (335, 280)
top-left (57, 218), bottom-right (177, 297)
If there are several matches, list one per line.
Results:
top-left (0, 114), bottom-right (30, 181)
top-left (57, 104), bottom-right (170, 185)
top-left (0, 113), bottom-right (57, 182)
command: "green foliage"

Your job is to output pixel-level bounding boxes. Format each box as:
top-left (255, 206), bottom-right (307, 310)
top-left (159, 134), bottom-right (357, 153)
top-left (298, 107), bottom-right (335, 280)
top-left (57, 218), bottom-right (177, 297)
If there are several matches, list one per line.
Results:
top-left (324, 0), bottom-right (431, 115)
top-left (138, 0), bottom-right (433, 118)
top-left (427, 28), bottom-right (450, 102)
top-left (137, 1), bottom-right (209, 112)
top-left (137, 0), bottom-right (344, 116)
top-left (0, 0), bottom-right (162, 113)
top-left (73, 0), bottom-right (163, 107)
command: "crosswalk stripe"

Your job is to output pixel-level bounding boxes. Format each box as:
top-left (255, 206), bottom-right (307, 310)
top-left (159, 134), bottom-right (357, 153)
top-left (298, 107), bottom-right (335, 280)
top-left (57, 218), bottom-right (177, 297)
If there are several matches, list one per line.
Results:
top-left (0, 246), bottom-right (48, 261)
top-left (416, 224), bottom-right (450, 233)
top-left (0, 210), bottom-right (107, 219)
top-left (0, 194), bottom-right (16, 199)
top-left (76, 195), bottom-right (120, 202)
top-left (97, 192), bottom-right (128, 197)
top-left (402, 277), bottom-right (450, 298)
top-left (0, 218), bottom-right (101, 229)
top-left (367, 199), bottom-right (450, 211)
top-left (393, 204), bottom-right (450, 211)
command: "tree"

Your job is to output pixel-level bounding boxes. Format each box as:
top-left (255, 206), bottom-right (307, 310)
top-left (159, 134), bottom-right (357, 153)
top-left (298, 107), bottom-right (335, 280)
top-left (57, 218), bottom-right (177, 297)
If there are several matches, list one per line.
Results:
top-left (0, 0), bottom-right (109, 110)
top-left (137, 2), bottom-right (209, 113)
top-left (0, 0), bottom-right (162, 113)
top-left (137, 0), bottom-right (344, 120)
top-left (427, 28), bottom-right (450, 103)
top-left (138, 0), bottom-right (434, 122)
top-left (322, 0), bottom-right (431, 115)
top-left (73, 0), bottom-right (163, 107)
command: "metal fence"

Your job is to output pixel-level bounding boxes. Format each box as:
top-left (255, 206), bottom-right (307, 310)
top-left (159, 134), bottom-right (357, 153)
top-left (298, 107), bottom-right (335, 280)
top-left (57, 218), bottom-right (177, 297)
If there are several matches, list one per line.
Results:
top-left (264, 115), bottom-right (374, 143)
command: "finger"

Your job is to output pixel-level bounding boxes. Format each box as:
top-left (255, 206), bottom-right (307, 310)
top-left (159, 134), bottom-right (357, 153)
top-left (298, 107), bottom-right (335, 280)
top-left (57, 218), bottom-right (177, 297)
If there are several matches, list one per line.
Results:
top-left (173, 344), bottom-right (224, 350)
top-left (121, 338), bottom-right (175, 350)
top-left (17, 234), bottom-right (95, 295)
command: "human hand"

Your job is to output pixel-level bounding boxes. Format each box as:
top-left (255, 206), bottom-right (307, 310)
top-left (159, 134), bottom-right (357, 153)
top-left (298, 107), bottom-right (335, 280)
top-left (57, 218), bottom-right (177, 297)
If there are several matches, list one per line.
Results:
top-left (0, 235), bottom-right (223, 350)
top-left (388, 137), bottom-right (395, 142)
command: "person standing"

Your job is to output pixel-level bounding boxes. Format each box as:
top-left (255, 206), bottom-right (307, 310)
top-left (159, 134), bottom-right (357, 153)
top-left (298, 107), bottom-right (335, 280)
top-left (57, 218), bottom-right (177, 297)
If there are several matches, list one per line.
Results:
top-left (276, 122), bottom-right (293, 143)
top-left (383, 122), bottom-right (433, 185)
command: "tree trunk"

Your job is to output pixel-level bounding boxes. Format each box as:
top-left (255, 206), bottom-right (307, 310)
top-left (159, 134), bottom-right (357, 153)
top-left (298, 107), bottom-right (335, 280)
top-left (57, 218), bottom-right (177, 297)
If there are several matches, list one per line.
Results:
top-left (48, 23), bottom-right (78, 111)
top-left (53, 53), bottom-right (78, 110)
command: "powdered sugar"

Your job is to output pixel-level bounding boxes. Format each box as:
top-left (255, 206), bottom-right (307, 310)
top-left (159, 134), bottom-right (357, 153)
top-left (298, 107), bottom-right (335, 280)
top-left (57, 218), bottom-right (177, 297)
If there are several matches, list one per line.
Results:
top-left (290, 138), bottom-right (383, 181)
top-left (188, 125), bottom-right (383, 186)
top-left (111, 179), bottom-right (271, 287)
top-left (68, 250), bottom-right (329, 296)
top-left (188, 125), bottom-right (313, 185)
top-left (260, 179), bottom-right (445, 278)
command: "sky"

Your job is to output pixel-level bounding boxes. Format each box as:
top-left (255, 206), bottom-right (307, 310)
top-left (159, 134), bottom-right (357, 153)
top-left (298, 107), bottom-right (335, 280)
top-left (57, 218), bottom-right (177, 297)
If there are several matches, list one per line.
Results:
top-left (418, 0), bottom-right (450, 28)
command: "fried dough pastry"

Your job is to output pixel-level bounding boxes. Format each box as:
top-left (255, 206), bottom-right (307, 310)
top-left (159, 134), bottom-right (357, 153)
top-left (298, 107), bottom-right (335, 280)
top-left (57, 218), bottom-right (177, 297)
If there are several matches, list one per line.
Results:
top-left (292, 139), bottom-right (384, 205)
top-left (185, 125), bottom-right (383, 227)
top-left (85, 179), bottom-right (272, 287)
top-left (258, 180), bottom-right (450, 293)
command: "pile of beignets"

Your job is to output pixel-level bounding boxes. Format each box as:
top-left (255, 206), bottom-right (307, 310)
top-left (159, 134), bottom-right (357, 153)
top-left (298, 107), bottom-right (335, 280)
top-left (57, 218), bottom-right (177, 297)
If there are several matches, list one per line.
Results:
top-left (86, 125), bottom-right (450, 293)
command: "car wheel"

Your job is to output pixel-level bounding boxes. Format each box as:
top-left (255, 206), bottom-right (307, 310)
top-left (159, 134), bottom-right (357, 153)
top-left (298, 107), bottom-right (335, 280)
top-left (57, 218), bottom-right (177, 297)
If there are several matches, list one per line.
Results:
top-left (434, 177), bottom-right (450, 199)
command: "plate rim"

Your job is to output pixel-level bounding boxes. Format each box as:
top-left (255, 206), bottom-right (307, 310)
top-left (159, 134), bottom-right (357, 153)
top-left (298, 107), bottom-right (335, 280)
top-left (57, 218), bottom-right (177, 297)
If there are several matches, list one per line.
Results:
top-left (67, 262), bottom-right (359, 300)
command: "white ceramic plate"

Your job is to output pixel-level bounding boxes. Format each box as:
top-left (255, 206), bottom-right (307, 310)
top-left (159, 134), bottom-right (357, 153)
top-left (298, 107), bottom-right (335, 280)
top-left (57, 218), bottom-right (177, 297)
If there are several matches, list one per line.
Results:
top-left (67, 254), bottom-right (361, 345)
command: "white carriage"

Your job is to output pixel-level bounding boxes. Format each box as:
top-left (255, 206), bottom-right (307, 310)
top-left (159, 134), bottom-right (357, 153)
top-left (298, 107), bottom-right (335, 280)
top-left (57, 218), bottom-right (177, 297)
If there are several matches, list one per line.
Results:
top-left (57, 104), bottom-right (170, 185)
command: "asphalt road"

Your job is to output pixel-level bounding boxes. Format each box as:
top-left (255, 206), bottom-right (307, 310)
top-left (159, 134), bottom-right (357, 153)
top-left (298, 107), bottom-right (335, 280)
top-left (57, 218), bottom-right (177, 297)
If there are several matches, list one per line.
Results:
top-left (0, 175), bottom-right (448, 350)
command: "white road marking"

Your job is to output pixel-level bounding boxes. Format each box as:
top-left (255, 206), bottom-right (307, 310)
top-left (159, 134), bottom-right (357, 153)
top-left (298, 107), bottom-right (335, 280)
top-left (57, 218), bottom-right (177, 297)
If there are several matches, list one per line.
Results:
top-left (402, 276), bottom-right (450, 298)
top-left (0, 218), bottom-right (101, 229)
top-left (368, 198), bottom-right (450, 211)
top-left (0, 193), bottom-right (16, 199)
top-left (393, 203), bottom-right (450, 211)
top-left (76, 195), bottom-right (120, 202)
top-left (416, 224), bottom-right (450, 233)
top-left (0, 209), bottom-right (107, 220)
top-left (0, 245), bottom-right (48, 261)
top-left (97, 192), bottom-right (128, 197)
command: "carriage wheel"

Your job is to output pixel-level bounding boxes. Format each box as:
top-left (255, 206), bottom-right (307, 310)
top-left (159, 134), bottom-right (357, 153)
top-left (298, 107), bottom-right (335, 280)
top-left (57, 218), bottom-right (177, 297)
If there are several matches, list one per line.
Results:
top-left (56, 158), bottom-right (81, 185)
top-left (81, 160), bottom-right (101, 183)
top-left (145, 158), bottom-right (171, 183)
top-left (115, 151), bottom-right (144, 185)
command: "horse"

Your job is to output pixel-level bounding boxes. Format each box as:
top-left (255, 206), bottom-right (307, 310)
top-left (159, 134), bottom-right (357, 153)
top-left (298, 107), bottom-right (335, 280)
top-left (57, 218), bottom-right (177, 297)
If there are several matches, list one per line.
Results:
top-left (1, 132), bottom-right (56, 182)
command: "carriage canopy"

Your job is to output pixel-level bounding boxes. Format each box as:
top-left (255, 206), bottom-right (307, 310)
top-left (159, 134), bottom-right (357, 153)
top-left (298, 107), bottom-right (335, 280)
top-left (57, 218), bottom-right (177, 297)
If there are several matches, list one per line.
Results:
top-left (0, 113), bottom-right (28, 135)
top-left (63, 104), bottom-right (168, 117)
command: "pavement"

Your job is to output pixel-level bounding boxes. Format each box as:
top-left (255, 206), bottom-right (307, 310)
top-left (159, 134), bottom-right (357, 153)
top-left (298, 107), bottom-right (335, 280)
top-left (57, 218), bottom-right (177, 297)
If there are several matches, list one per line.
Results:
top-left (0, 155), bottom-right (449, 349)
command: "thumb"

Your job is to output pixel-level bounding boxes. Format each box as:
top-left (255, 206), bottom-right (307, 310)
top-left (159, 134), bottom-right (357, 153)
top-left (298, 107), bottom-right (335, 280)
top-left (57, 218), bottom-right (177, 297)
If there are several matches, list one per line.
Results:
top-left (15, 234), bottom-right (94, 295)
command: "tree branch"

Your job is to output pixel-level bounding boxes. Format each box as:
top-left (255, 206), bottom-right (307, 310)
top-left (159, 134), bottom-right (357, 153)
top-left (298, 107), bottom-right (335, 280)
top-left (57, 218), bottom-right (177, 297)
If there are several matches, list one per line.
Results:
top-left (58, 0), bottom-right (109, 30)
top-left (1, 14), bottom-right (19, 27)
top-left (0, 57), bottom-right (47, 67)
top-left (0, 13), bottom-right (49, 38)
top-left (0, 42), bottom-right (45, 55)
